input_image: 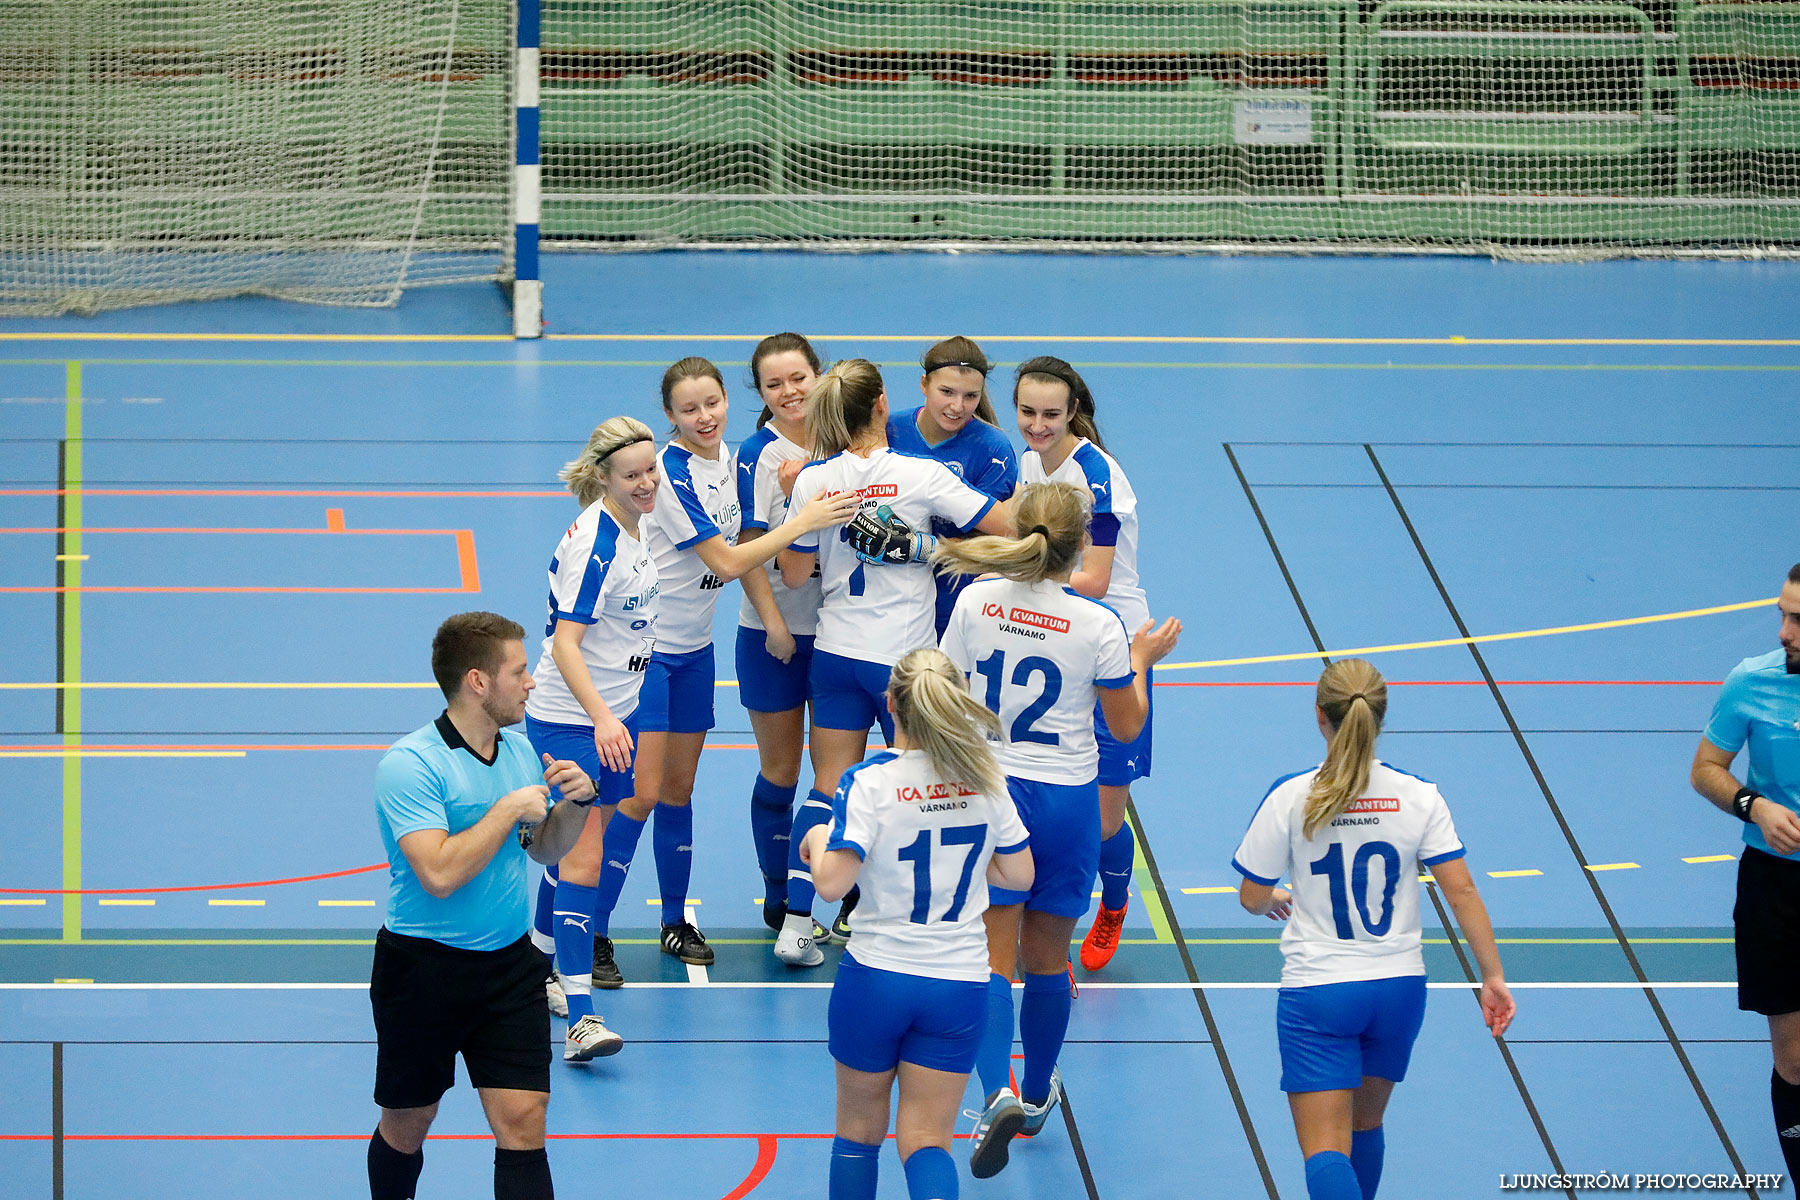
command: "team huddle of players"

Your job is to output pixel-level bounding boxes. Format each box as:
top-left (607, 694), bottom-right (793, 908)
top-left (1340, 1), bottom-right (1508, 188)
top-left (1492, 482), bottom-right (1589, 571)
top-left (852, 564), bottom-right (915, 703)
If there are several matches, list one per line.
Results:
top-left (516, 334), bottom-right (1513, 1200)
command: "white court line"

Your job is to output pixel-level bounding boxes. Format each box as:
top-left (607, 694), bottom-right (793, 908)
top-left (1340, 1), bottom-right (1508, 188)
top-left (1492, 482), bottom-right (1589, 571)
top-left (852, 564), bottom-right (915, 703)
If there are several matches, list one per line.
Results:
top-left (0, 980), bottom-right (1735, 992)
top-left (685, 904), bottom-right (708, 985)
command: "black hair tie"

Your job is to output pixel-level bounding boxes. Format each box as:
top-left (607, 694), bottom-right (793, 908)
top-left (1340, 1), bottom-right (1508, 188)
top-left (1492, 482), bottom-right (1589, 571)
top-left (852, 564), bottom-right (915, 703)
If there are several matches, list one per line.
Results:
top-left (1029, 524), bottom-right (1050, 538)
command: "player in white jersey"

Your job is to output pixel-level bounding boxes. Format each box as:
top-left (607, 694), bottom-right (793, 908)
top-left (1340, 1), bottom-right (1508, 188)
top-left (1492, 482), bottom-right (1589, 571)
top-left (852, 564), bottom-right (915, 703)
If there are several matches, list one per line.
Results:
top-left (734, 334), bottom-right (828, 935)
top-left (521, 416), bottom-right (660, 1062)
top-left (1011, 357), bottom-right (1154, 974)
top-left (581, 357), bottom-right (856, 984)
top-left (797, 648), bottom-right (1033, 1200)
top-left (771, 358), bottom-right (1016, 967)
top-left (935, 482), bottom-right (1182, 1176)
top-left (1232, 659), bottom-right (1514, 1200)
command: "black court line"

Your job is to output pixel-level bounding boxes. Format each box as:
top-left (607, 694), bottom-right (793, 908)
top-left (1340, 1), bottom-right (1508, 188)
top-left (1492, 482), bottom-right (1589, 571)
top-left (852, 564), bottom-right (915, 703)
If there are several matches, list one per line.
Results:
top-left (1422, 883), bottom-right (1574, 1199)
top-left (52, 1041), bottom-right (63, 1200)
top-left (1126, 795), bottom-right (1280, 1200)
top-left (1364, 443), bottom-right (1759, 1197)
top-left (1057, 1078), bottom-right (1103, 1200)
top-left (1226, 442), bottom-right (1574, 1194)
top-left (54, 442), bottom-right (68, 737)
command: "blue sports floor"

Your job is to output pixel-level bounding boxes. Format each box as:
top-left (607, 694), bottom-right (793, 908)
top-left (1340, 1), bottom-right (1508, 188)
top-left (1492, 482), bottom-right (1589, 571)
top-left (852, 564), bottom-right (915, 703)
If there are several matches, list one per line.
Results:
top-left (3, 253), bottom-right (1799, 1198)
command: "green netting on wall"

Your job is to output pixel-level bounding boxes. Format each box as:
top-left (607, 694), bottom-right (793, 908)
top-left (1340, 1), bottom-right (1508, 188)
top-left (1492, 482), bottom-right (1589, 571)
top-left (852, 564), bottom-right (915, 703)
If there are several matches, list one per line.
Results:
top-left (539, 0), bottom-right (1800, 255)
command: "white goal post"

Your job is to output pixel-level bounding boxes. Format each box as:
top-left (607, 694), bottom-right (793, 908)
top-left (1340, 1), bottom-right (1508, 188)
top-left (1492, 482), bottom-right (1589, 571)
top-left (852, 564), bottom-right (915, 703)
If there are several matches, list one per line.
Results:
top-left (0, 0), bottom-right (543, 337)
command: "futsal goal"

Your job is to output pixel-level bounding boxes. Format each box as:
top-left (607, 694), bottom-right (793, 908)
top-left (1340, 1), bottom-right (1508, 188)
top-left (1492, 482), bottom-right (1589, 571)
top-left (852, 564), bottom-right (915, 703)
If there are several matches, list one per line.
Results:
top-left (0, 0), bottom-right (543, 335)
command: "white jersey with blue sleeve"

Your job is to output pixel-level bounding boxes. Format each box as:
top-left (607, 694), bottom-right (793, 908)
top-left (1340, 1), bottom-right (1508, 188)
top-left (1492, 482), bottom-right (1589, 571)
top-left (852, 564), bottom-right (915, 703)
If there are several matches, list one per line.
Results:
top-left (1231, 761), bottom-right (1466, 988)
top-left (735, 424), bottom-right (821, 636)
top-left (646, 441), bottom-right (741, 654)
top-left (826, 748), bottom-right (1030, 982)
top-left (526, 501), bottom-right (660, 725)
top-left (785, 448), bottom-right (995, 667)
top-left (1020, 439), bottom-right (1148, 631)
top-left (940, 577), bottom-right (1134, 785)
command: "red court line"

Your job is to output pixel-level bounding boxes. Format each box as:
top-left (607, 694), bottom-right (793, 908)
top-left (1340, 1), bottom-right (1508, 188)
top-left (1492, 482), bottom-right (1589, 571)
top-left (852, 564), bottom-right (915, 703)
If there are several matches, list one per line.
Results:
top-left (0, 488), bottom-right (564, 498)
top-left (722, 1135), bottom-right (780, 1200)
top-left (0, 863), bottom-right (386, 896)
top-left (0, 1132), bottom-right (932, 1142)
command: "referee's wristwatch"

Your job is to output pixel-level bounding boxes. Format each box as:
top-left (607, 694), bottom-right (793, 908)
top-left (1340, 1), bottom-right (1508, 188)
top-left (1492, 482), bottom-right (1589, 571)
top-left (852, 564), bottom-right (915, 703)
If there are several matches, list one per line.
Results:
top-left (573, 774), bottom-right (599, 807)
top-left (1732, 786), bottom-right (1764, 823)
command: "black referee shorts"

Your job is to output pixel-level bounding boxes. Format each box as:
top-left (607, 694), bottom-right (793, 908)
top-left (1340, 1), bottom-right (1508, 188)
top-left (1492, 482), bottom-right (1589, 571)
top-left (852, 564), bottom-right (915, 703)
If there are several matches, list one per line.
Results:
top-left (371, 927), bottom-right (552, 1110)
top-left (1735, 846), bottom-right (1800, 1017)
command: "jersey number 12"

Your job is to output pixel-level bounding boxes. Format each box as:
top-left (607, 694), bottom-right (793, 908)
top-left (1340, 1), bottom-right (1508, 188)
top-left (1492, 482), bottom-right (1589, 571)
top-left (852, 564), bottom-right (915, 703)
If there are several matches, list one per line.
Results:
top-left (973, 650), bottom-right (1062, 746)
top-left (897, 824), bottom-right (987, 925)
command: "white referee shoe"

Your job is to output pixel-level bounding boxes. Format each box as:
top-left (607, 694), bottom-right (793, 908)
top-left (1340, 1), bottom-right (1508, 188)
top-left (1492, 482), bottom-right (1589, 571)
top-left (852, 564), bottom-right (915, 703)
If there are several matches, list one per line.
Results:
top-left (564, 1014), bottom-right (623, 1062)
top-left (545, 970), bottom-right (568, 1019)
top-left (773, 913), bottom-right (824, 967)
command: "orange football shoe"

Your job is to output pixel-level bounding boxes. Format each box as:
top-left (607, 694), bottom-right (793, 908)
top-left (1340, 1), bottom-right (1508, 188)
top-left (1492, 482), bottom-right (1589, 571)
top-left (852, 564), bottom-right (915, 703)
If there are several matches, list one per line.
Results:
top-left (1079, 900), bottom-right (1128, 971)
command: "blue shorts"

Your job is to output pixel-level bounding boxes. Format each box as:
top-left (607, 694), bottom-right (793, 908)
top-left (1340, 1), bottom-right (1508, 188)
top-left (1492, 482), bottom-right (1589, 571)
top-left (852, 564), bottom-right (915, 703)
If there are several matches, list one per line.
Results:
top-left (828, 952), bottom-right (987, 1074)
top-left (810, 649), bottom-right (896, 743)
top-left (1276, 975), bottom-right (1428, 1093)
top-left (988, 775), bottom-right (1099, 918)
top-left (734, 625), bottom-right (815, 714)
top-left (524, 711), bottom-right (640, 807)
top-left (637, 645), bottom-right (716, 734)
top-left (1096, 682), bottom-right (1152, 787)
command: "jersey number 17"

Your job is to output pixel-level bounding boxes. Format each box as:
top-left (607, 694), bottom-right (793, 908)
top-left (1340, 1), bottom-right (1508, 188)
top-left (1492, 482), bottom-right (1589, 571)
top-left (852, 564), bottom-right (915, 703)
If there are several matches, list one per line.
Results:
top-left (897, 824), bottom-right (988, 925)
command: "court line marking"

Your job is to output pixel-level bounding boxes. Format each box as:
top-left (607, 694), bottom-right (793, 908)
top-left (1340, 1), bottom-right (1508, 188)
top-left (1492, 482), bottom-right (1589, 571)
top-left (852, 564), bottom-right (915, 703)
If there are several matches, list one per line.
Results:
top-left (5, 332), bottom-right (1797, 347)
top-left (0, 519), bottom-right (480, 595)
top-left (0, 751), bottom-right (246, 759)
top-left (1159, 595), bottom-right (1774, 671)
top-left (0, 862), bottom-right (384, 896)
top-left (61, 361), bottom-right (82, 944)
top-left (0, 980), bottom-right (1738, 991)
top-left (9, 356), bottom-right (1800, 373)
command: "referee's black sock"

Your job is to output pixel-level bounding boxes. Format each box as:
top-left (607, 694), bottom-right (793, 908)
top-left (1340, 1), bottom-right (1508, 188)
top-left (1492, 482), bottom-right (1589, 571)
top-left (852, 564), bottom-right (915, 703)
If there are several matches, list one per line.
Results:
top-left (367, 1128), bottom-right (424, 1200)
top-left (1773, 1068), bottom-right (1800, 1179)
top-left (495, 1146), bottom-right (553, 1200)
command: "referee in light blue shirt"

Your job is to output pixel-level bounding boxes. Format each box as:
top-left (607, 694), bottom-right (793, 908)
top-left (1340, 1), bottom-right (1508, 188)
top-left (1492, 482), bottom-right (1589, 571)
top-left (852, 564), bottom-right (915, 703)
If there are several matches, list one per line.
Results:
top-left (369, 612), bottom-right (593, 1200)
top-left (1691, 563), bottom-right (1800, 1185)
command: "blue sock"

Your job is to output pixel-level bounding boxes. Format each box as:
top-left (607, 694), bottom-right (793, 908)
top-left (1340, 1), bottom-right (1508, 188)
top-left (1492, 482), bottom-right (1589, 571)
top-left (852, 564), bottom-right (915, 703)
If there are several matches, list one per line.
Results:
top-left (653, 803), bottom-right (695, 927)
top-left (1305, 1151), bottom-right (1362, 1200)
top-left (828, 1135), bottom-right (881, 1200)
top-left (552, 880), bottom-right (598, 1022)
top-left (901, 1146), bottom-right (956, 1200)
top-left (785, 789), bottom-right (834, 918)
top-left (751, 775), bottom-right (797, 905)
top-left (1097, 823), bottom-right (1135, 911)
top-left (1350, 1127), bottom-right (1384, 1200)
top-left (1019, 969), bottom-right (1072, 1105)
top-left (975, 972), bottom-right (1014, 1099)
top-left (593, 810), bottom-right (647, 938)
top-left (530, 864), bottom-right (558, 951)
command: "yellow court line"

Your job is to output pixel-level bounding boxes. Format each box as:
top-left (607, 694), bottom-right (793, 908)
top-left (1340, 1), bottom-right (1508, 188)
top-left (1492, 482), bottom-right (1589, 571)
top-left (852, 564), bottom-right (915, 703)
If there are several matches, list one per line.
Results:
top-left (1684, 854), bottom-right (1736, 864)
top-left (1159, 596), bottom-right (1774, 671)
top-left (1586, 862), bottom-right (1641, 872)
top-left (0, 750), bottom-right (246, 758)
top-left (0, 899), bottom-right (47, 906)
top-left (207, 899), bottom-right (265, 907)
top-left (1181, 886), bottom-right (1238, 895)
top-left (1489, 869), bottom-right (1545, 878)
top-left (0, 595), bottom-right (1772, 692)
top-left (2, 331), bottom-right (1799, 348)
top-left (97, 898), bottom-right (154, 906)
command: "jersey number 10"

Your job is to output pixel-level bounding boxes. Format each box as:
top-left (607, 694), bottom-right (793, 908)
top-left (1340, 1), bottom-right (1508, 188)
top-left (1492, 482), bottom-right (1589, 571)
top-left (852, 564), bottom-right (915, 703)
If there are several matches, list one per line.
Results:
top-left (1309, 840), bottom-right (1401, 939)
top-left (897, 824), bottom-right (988, 925)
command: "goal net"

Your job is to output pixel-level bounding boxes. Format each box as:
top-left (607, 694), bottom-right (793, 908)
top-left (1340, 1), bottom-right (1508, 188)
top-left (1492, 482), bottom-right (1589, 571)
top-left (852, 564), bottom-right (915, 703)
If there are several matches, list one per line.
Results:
top-left (538, 0), bottom-right (1800, 258)
top-left (0, 0), bottom-right (515, 317)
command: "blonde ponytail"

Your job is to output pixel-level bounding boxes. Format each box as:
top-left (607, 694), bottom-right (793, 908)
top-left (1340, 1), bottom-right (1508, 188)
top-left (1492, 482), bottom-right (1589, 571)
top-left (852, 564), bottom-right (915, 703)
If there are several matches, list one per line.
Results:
top-left (1301, 658), bottom-right (1389, 839)
top-left (933, 481), bottom-right (1087, 584)
top-left (888, 647), bottom-right (1005, 798)
top-left (559, 415), bottom-right (656, 507)
top-left (806, 358), bottom-right (884, 458)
